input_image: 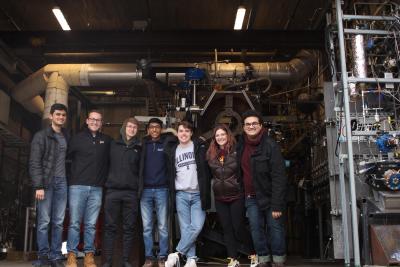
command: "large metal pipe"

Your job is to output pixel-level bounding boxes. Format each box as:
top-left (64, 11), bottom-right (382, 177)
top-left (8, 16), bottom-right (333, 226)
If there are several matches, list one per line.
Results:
top-left (209, 50), bottom-right (318, 83)
top-left (351, 28), bottom-right (367, 94)
top-left (153, 50), bottom-right (317, 84)
top-left (11, 64), bottom-right (142, 115)
top-left (43, 64), bottom-right (142, 86)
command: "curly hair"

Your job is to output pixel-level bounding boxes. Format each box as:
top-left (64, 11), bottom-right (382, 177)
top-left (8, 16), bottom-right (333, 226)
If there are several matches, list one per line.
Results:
top-left (206, 124), bottom-right (236, 161)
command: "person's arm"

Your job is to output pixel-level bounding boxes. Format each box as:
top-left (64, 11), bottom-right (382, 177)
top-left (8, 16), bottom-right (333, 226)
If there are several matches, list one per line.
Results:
top-left (29, 133), bottom-right (45, 199)
top-left (66, 134), bottom-right (77, 158)
top-left (268, 139), bottom-right (288, 217)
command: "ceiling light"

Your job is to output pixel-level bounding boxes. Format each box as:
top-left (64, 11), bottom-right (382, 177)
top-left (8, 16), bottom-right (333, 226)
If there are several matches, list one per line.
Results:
top-left (234, 6), bottom-right (246, 30)
top-left (52, 6), bottom-right (71, 31)
top-left (81, 90), bottom-right (116, 96)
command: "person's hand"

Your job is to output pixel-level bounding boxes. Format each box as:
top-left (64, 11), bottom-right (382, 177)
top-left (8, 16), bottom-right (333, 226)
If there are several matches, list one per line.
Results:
top-left (36, 189), bottom-right (45, 200)
top-left (272, 211), bottom-right (282, 219)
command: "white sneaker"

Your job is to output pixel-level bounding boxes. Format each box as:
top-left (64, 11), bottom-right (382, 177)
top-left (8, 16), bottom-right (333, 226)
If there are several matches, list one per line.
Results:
top-left (165, 252), bottom-right (181, 267)
top-left (249, 255), bottom-right (258, 267)
top-left (183, 258), bottom-right (197, 267)
top-left (227, 258), bottom-right (240, 267)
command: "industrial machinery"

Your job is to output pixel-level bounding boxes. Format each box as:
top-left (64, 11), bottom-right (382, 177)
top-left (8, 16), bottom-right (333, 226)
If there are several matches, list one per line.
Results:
top-left (324, 1), bottom-right (400, 266)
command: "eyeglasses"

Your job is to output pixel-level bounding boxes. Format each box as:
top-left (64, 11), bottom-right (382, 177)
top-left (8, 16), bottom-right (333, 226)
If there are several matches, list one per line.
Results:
top-left (88, 118), bottom-right (102, 123)
top-left (244, 122), bottom-right (260, 128)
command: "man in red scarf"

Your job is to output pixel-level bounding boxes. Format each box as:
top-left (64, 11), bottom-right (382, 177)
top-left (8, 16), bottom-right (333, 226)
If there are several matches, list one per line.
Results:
top-left (237, 110), bottom-right (288, 267)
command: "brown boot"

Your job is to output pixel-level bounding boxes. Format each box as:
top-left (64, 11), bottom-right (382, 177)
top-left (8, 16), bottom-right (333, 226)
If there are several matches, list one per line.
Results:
top-left (84, 252), bottom-right (97, 267)
top-left (66, 252), bottom-right (77, 267)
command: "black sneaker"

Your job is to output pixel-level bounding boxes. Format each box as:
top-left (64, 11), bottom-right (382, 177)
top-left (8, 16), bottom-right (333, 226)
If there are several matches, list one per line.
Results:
top-left (122, 261), bottom-right (134, 267)
top-left (51, 259), bottom-right (65, 267)
top-left (33, 257), bottom-right (51, 267)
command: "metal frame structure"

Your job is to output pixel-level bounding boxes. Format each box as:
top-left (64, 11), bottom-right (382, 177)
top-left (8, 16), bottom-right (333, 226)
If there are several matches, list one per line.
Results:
top-left (333, 1), bottom-right (400, 266)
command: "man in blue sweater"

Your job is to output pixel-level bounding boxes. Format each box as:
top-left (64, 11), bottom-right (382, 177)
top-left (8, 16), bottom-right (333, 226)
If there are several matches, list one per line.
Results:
top-left (139, 118), bottom-right (170, 267)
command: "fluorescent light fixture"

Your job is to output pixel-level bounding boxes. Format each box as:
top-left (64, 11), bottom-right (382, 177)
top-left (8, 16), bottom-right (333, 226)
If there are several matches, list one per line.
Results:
top-left (234, 6), bottom-right (246, 30)
top-left (52, 6), bottom-right (71, 31)
top-left (81, 90), bottom-right (116, 96)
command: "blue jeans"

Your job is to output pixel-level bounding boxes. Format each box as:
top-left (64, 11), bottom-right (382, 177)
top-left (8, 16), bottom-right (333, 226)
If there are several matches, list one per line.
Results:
top-left (245, 197), bottom-right (286, 263)
top-left (141, 188), bottom-right (169, 259)
top-left (36, 176), bottom-right (67, 261)
top-left (67, 185), bottom-right (102, 254)
top-left (175, 191), bottom-right (206, 259)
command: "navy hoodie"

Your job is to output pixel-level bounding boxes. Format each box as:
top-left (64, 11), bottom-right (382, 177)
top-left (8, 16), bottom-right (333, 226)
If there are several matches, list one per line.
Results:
top-left (143, 138), bottom-right (168, 188)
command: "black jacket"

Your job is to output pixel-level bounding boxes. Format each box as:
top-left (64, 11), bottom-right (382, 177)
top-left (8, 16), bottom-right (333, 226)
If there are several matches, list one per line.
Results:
top-left (138, 133), bottom-right (171, 197)
top-left (105, 137), bottom-right (141, 191)
top-left (237, 132), bottom-right (288, 212)
top-left (29, 126), bottom-right (69, 190)
top-left (208, 151), bottom-right (242, 201)
top-left (164, 136), bottom-right (211, 210)
top-left (68, 128), bottom-right (112, 187)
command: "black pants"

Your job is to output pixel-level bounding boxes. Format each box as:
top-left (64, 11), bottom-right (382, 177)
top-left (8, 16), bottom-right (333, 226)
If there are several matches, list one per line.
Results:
top-left (103, 189), bottom-right (138, 262)
top-left (215, 197), bottom-right (246, 258)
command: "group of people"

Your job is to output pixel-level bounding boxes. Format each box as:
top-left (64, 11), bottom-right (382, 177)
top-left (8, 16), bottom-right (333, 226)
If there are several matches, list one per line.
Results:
top-left (29, 103), bottom-right (288, 267)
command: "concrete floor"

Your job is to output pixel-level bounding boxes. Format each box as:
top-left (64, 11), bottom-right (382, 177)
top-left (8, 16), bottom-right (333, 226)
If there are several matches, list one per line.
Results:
top-left (0, 257), bottom-right (346, 267)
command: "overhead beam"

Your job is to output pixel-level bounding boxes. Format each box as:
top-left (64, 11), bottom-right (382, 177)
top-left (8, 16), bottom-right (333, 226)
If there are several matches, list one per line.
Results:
top-left (1, 30), bottom-right (324, 51)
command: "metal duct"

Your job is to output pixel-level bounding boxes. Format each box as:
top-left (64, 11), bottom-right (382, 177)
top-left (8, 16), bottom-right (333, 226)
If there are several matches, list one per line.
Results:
top-left (43, 64), bottom-right (142, 86)
top-left (11, 64), bottom-right (142, 115)
top-left (11, 68), bottom-right (47, 113)
top-left (211, 50), bottom-right (318, 83)
top-left (155, 73), bottom-right (186, 85)
top-left (152, 50), bottom-right (318, 84)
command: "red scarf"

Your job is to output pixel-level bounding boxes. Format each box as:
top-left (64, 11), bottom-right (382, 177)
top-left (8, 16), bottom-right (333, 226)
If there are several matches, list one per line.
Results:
top-left (241, 128), bottom-right (265, 196)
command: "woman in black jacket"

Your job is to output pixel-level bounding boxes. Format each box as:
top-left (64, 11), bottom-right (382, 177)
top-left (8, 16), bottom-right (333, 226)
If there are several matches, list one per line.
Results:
top-left (102, 117), bottom-right (141, 267)
top-left (206, 124), bottom-right (245, 267)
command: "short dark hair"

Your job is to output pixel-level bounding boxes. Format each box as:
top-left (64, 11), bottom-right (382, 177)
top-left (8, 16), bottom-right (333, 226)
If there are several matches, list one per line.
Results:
top-left (177, 121), bottom-right (193, 132)
top-left (87, 109), bottom-right (103, 118)
top-left (148, 118), bottom-right (163, 127)
top-left (50, 103), bottom-right (68, 115)
top-left (242, 109), bottom-right (263, 124)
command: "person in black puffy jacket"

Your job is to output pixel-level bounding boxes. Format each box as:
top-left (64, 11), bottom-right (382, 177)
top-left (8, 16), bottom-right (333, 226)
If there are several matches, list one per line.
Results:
top-left (207, 124), bottom-right (245, 267)
top-left (102, 117), bottom-right (141, 267)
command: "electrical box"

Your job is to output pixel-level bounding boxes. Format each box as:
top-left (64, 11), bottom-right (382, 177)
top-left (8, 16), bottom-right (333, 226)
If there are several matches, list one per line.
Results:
top-left (0, 90), bottom-right (10, 125)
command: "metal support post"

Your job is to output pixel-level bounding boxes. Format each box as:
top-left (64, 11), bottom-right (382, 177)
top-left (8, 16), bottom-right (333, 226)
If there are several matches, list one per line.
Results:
top-left (335, 0), bottom-right (361, 266)
top-left (361, 200), bottom-right (371, 265)
top-left (318, 206), bottom-right (324, 260)
top-left (339, 156), bottom-right (351, 266)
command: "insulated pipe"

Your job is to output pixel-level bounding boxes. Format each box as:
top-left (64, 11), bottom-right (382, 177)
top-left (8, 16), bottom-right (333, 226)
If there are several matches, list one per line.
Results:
top-left (43, 64), bottom-right (142, 86)
top-left (12, 64), bottom-right (142, 115)
top-left (209, 50), bottom-right (318, 83)
top-left (22, 96), bottom-right (45, 114)
top-left (153, 50), bottom-right (317, 85)
top-left (351, 29), bottom-right (367, 94)
top-left (11, 68), bottom-right (47, 114)
top-left (42, 72), bottom-right (69, 123)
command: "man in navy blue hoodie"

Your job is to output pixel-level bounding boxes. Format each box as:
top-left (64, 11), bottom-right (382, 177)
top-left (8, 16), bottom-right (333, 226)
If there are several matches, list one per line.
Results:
top-left (139, 118), bottom-right (170, 267)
